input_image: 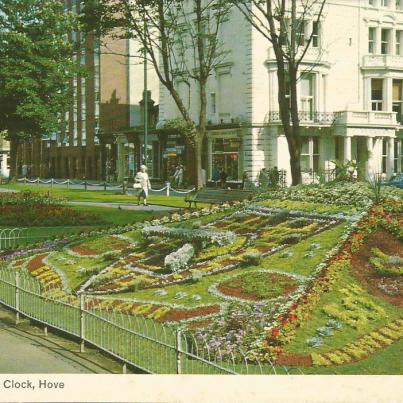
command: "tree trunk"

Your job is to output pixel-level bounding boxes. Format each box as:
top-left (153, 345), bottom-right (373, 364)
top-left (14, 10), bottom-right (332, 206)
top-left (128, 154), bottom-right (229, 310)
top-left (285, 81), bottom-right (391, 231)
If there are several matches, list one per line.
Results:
top-left (9, 137), bottom-right (19, 178)
top-left (289, 144), bottom-right (302, 186)
top-left (194, 136), bottom-right (203, 189)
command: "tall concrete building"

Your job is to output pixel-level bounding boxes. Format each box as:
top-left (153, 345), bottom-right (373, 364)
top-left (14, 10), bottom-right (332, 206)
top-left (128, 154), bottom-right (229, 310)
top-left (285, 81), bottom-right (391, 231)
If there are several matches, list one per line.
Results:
top-left (15, 0), bottom-right (159, 181)
top-left (158, 0), bottom-right (403, 184)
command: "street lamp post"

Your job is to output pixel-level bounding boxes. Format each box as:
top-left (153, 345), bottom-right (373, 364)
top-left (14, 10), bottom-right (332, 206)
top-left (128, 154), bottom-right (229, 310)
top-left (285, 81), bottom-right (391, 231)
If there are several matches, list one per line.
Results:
top-left (143, 21), bottom-right (148, 168)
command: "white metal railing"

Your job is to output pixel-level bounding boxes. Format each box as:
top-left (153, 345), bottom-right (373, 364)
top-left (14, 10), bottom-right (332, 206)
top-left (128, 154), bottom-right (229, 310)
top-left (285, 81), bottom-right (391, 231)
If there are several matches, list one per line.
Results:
top-left (0, 269), bottom-right (297, 375)
top-left (15, 177), bottom-right (195, 197)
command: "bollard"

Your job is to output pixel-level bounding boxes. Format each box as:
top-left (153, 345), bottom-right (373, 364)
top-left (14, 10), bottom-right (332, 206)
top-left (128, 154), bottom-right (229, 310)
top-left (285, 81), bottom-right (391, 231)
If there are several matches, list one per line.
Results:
top-left (37, 177), bottom-right (40, 186)
top-left (67, 179), bottom-right (70, 190)
top-left (166, 182), bottom-right (170, 197)
top-left (103, 181), bottom-right (107, 191)
top-left (84, 181), bottom-right (87, 191)
top-left (44, 326), bottom-right (48, 336)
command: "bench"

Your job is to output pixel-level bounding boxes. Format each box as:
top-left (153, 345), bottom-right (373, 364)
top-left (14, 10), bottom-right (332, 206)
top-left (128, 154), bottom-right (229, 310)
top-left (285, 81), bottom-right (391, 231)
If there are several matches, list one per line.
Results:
top-left (185, 188), bottom-right (254, 208)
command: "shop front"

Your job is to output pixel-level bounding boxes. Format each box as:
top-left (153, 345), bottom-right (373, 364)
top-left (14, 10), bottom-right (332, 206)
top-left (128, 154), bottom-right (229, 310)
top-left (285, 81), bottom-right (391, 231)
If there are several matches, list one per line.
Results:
top-left (207, 130), bottom-right (243, 184)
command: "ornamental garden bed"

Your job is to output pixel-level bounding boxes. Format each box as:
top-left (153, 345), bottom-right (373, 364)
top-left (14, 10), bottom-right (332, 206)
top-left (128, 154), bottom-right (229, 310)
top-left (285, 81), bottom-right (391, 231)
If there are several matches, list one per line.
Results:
top-left (350, 227), bottom-right (402, 307)
top-left (3, 191), bottom-right (403, 373)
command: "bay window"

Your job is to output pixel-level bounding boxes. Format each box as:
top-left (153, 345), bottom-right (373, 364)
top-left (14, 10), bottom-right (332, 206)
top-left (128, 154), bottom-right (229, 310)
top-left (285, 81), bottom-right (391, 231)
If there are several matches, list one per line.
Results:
top-left (300, 137), bottom-right (320, 173)
top-left (371, 79), bottom-right (384, 111)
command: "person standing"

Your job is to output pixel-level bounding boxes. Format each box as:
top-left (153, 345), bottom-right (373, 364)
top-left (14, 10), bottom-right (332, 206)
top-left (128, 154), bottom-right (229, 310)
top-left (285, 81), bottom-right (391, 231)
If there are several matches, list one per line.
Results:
top-left (220, 168), bottom-right (228, 188)
top-left (134, 165), bottom-right (151, 206)
top-left (212, 166), bottom-right (220, 187)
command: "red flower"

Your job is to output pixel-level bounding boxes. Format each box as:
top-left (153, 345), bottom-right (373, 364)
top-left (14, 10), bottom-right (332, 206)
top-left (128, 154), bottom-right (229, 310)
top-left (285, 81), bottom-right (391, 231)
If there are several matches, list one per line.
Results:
top-left (271, 328), bottom-right (280, 338)
top-left (277, 314), bottom-right (283, 321)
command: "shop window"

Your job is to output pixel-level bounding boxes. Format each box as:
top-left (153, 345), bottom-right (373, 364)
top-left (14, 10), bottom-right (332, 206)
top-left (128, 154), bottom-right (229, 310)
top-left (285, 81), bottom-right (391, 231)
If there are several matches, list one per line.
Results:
top-left (212, 138), bottom-right (241, 181)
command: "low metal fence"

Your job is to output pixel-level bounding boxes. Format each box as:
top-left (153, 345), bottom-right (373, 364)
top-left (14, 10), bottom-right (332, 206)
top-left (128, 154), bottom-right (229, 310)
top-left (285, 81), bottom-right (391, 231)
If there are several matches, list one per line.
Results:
top-left (15, 177), bottom-right (195, 197)
top-left (0, 228), bottom-right (28, 250)
top-left (0, 269), bottom-right (301, 375)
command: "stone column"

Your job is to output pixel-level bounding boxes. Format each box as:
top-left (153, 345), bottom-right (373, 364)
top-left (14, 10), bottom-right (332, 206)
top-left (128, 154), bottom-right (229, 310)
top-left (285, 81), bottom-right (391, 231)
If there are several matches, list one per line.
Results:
top-left (384, 78), bottom-right (393, 111)
top-left (366, 137), bottom-right (374, 178)
top-left (344, 136), bottom-right (352, 162)
top-left (372, 137), bottom-right (383, 175)
top-left (387, 137), bottom-right (395, 178)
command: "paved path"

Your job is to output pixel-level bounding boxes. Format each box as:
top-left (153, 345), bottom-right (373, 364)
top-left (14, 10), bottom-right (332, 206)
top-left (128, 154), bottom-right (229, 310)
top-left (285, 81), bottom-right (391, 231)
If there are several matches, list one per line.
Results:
top-left (0, 322), bottom-right (92, 373)
top-left (67, 201), bottom-right (179, 211)
top-left (0, 309), bottom-right (127, 373)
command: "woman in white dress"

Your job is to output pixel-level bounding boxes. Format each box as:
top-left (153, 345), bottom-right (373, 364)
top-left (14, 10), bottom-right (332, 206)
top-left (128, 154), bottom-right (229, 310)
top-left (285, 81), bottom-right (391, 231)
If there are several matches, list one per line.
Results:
top-left (134, 165), bottom-right (151, 206)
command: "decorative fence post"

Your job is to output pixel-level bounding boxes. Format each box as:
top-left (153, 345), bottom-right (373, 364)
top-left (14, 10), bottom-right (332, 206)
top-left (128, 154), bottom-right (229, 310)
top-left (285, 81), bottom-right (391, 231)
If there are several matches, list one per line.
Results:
top-left (84, 180), bottom-right (88, 191)
top-left (80, 293), bottom-right (85, 353)
top-left (15, 271), bottom-right (20, 325)
top-left (103, 181), bottom-right (107, 191)
top-left (67, 179), bottom-right (70, 190)
top-left (166, 182), bottom-right (171, 197)
top-left (37, 177), bottom-right (40, 186)
top-left (50, 178), bottom-right (54, 189)
top-left (176, 329), bottom-right (183, 374)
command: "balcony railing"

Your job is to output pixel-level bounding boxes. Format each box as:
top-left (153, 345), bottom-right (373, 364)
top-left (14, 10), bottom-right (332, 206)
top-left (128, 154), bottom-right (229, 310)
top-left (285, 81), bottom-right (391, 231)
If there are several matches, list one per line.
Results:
top-left (267, 111), bottom-right (335, 125)
top-left (333, 111), bottom-right (398, 127)
top-left (362, 54), bottom-right (403, 70)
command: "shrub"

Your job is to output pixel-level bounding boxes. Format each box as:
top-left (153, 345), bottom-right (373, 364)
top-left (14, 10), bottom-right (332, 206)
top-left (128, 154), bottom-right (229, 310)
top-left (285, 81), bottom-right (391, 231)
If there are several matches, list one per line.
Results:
top-left (280, 234), bottom-right (302, 245)
top-left (242, 252), bottom-right (263, 266)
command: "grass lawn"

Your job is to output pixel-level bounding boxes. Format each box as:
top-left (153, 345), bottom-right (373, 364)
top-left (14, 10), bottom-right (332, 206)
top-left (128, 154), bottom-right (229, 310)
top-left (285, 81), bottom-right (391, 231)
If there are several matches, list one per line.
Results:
top-left (1, 183), bottom-right (195, 208)
top-left (2, 205), bottom-right (165, 246)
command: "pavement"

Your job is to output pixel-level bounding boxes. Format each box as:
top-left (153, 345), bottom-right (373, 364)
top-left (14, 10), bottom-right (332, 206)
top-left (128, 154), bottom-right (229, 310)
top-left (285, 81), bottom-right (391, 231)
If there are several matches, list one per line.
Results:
top-left (67, 201), bottom-right (179, 211)
top-left (0, 307), bottom-right (133, 374)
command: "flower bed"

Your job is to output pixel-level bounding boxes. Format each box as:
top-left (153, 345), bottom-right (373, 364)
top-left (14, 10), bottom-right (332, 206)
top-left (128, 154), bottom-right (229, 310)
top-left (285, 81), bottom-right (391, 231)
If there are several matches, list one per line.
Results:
top-left (0, 192), bottom-right (105, 226)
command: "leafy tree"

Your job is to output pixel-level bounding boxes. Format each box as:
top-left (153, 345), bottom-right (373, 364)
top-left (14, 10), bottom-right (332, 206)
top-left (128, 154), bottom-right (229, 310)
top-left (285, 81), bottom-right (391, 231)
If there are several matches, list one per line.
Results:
top-left (230, 0), bottom-right (327, 185)
top-left (82, 0), bottom-right (231, 188)
top-left (0, 0), bottom-right (81, 176)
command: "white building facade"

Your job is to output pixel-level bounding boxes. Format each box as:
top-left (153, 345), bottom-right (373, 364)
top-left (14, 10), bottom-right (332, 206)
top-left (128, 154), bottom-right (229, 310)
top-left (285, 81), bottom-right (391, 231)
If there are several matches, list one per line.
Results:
top-left (158, 0), bottom-right (403, 184)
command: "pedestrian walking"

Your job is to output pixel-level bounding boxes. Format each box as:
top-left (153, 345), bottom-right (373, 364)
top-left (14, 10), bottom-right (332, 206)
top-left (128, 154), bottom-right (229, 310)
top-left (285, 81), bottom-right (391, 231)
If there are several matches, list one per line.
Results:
top-left (134, 165), bottom-right (151, 206)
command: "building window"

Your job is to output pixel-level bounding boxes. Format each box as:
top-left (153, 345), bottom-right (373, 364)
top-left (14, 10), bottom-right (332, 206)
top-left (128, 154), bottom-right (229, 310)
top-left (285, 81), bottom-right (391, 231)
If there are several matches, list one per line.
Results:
top-left (371, 79), bottom-right (384, 111)
top-left (312, 21), bottom-right (320, 48)
top-left (300, 137), bottom-right (320, 173)
top-left (300, 74), bottom-right (315, 118)
top-left (381, 0), bottom-right (390, 6)
top-left (393, 79), bottom-right (402, 123)
top-left (368, 27), bottom-right (376, 54)
top-left (210, 93), bottom-right (217, 115)
top-left (296, 20), bottom-right (305, 46)
top-left (382, 139), bottom-right (388, 174)
top-left (212, 138), bottom-right (241, 181)
top-left (381, 29), bottom-right (391, 54)
top-left (396, 31), bottom-right (402, 55)
top-left (394, 139), bottom-right (401, 173)
top-left (218, 73), bottom-right (232, 120)
top-left (397, 0), bottom-right (402, 10)
top-left (368, 0), bottom-right (375, 5)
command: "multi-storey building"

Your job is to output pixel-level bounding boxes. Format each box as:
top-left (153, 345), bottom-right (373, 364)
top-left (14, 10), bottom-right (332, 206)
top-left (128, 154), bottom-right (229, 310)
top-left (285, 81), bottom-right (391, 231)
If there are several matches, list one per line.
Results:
top-left (158, 0), bottom-right (403, 184)
top-left (15, 0), bottom-right (159, 182)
